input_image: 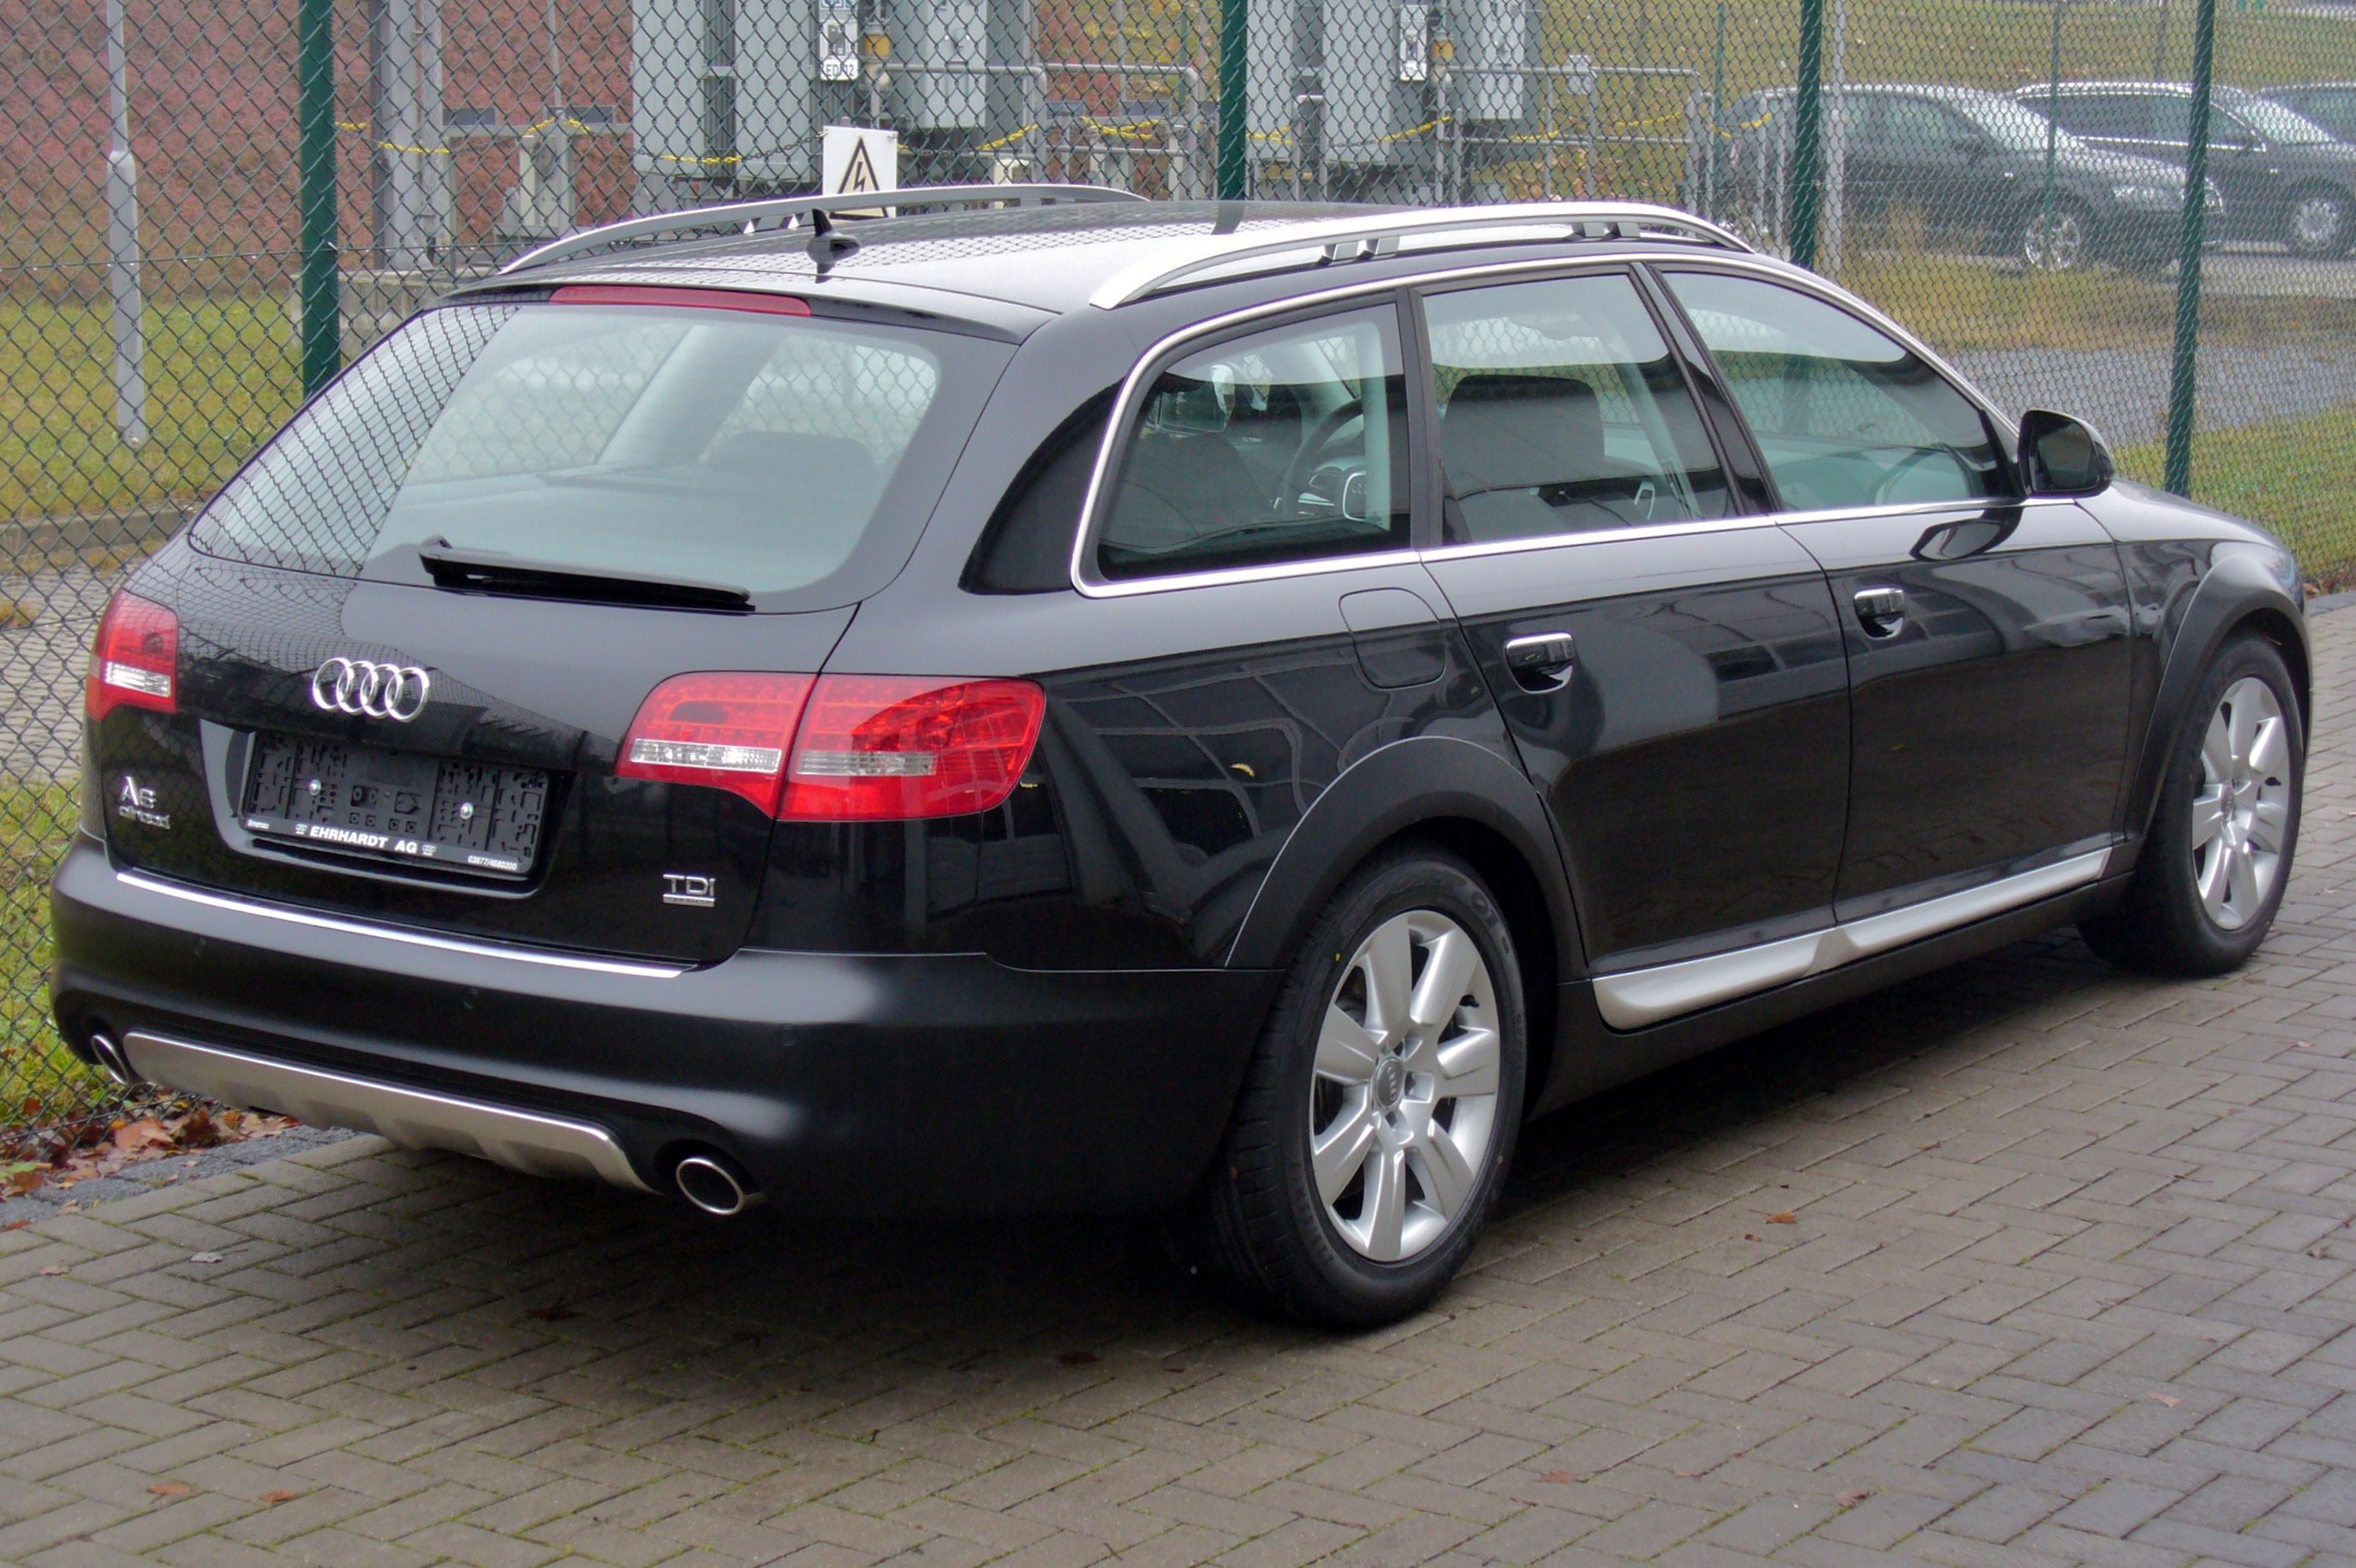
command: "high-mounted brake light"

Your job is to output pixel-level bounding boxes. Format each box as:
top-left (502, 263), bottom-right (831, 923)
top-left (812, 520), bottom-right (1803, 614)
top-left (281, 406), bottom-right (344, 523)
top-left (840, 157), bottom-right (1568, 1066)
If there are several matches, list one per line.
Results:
top-left (617, 672), bottom-right (815, 814)
top-left (551, 284), bottom-right (812, 317)
top-left (87, 590), bottom-right (179, 720)
top-left (616, 672), bottom-right (1047, 820)
top-left (782, 677), bottom-right (1047, 822)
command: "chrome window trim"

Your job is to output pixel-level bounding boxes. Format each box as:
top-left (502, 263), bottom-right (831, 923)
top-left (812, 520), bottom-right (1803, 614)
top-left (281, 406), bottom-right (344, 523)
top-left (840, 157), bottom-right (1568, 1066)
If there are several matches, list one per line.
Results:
top-left (1592, 847), bottom-right (2110, 1029)
top-left (116, 869), bottom-right (689, 980)
top-left (120, 1030), bottom-right (653, 1192)
top-left (1065, 248), bottom-right (2043, 600)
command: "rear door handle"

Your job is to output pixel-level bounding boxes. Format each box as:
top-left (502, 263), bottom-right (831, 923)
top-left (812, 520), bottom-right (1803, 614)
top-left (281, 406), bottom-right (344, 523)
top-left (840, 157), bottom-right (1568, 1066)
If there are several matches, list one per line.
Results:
top-left (1853, 586), bottom-right (1907, 637)
top-left (1503, 631), bottom-right (1578, 691)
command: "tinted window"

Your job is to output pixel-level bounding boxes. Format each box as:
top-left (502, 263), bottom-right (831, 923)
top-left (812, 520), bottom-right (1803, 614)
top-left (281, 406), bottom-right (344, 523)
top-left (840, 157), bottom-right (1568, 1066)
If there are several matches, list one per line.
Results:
top-left (1423, 273), bottom-right (1727, 542)
top-left (2294, 88), bottom-right (2356, 139)
top-left (1876, 95), bottom-right (1963, 152)
top-left (2054, 93), bottom-right (2152, 140)
top-left (1096, 306), bottom-right (1411, 580)
top-left (1664, 271), bottom-right (2007, 512)
top-left (191, 301), bottom-right (1005, 602)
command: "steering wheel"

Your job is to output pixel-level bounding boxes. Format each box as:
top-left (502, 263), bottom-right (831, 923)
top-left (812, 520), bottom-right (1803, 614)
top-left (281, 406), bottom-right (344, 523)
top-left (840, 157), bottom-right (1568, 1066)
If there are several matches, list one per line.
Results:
top-left (1871, 447), bottom-right (1958, 506)
top-left (1279, 399), bottom-right (1364, 519)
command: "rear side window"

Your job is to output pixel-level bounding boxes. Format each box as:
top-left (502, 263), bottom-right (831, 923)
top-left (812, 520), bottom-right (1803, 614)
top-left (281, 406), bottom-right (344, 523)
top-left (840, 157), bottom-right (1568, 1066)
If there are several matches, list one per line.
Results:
top-left (1423, 272), bottom-right (1727, 542)
top-left (1663, 271), bottom-right (2007, 513)
top-left (1094, 306), bottom-right (1411, 581)
top-left (2055, 93), bottom-right (2152, 140)
top-left (191, 298), bottom-right (1009, 605)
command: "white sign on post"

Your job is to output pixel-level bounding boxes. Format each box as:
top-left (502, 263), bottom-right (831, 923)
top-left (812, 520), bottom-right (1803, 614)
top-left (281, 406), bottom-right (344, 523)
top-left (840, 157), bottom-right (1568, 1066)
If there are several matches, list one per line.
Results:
top-left (822, 124), bottom-right (898, 215)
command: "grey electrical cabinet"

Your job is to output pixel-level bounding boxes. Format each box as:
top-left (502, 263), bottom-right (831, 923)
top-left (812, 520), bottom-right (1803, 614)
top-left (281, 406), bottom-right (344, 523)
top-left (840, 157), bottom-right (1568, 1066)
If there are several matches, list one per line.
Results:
top-left (1455, 0), bottom-right (1539, 124)
top-left (886, 0), bottom-right (1035, 136)
top-left (633, 0), bottom-right (818, 188)
top-left (1323, 0), bottom-right (1429, 165)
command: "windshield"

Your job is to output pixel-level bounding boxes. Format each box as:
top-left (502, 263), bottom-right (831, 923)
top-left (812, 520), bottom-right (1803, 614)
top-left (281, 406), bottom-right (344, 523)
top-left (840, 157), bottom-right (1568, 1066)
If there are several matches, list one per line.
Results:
top-left (1953, 95), bottom-right (2086, 153)
top-left (190, 299), bottom-right (1008, 604)
top-left (2221, 90), bottom-right (2336, 146)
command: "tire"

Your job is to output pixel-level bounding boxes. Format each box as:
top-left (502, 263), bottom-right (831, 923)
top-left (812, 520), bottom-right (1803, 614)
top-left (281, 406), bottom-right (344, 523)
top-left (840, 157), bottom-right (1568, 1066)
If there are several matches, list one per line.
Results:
top-left (2081, 633), bottom-right (2303, 975)
top-left (2285, 187), bottom-right (2354, 258)
top-left (1190, 847), bottom-right (1527, 1327)
top-left (2022, 199), bottom-right (2092, 273)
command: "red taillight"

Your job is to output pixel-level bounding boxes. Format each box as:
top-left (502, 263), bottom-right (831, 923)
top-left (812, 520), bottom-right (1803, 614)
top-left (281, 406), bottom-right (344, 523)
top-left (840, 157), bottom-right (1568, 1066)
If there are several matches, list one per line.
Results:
top-left (616, 672), bottom-right (815, 814)
top-left (782, 677), bottom-right (1047, 821)
top-left (87, 590), bottom-right (179, 720)
top-left (616, 672), bottom-right (1047, 820)
top-left (550, 284), bottom-right (812, 317)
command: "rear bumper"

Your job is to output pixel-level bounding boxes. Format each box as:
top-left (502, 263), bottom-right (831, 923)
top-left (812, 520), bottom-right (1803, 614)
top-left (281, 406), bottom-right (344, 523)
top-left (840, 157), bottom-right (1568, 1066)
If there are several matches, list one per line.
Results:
top-left (50, 838), bottom-right (1277, 1213)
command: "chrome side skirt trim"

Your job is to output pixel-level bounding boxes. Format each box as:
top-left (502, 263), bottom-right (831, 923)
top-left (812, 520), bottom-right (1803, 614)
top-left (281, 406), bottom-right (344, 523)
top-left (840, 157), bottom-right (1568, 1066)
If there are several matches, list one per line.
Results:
top-left (115, 870), bottom-right (689, 980)
top-left (1592, 849), bottom-right (2111, 1030)
top-left (120, 1031), bottom-right (653, 1192)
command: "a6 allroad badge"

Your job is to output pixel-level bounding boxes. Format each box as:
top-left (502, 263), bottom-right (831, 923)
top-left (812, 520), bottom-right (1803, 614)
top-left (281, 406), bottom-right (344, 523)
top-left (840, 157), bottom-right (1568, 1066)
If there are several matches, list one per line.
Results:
top-left (115, 774), bottom-right (170, 830)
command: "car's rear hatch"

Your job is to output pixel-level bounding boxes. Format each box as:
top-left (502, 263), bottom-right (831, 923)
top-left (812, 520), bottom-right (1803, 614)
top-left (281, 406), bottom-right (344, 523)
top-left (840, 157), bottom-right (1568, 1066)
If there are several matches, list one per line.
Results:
top-left (90, 285), bottom-right (1011, 963)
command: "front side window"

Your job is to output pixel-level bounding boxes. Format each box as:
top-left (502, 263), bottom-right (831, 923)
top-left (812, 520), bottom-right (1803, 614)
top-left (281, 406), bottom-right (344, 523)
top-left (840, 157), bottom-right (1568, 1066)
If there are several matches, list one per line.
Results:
top-left (1664, 271), bottom-right (2007, 513)
top-left (1423, 272), bottom-right (1727, 542)
top-left (1095, 307), bottom-right (1411, 581)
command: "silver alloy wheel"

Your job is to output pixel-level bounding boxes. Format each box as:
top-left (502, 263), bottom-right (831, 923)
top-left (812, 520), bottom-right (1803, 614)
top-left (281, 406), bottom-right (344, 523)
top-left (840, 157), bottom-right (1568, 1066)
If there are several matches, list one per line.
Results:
top-left (2192, 676), bottom-right (2293, 931)
top-left (1309, 909), bottom-right (1503, 1262)
top-left (2025, 208), bottom-right (2085, 272)
top-left (2292, 194), bottom-right (2347, 252)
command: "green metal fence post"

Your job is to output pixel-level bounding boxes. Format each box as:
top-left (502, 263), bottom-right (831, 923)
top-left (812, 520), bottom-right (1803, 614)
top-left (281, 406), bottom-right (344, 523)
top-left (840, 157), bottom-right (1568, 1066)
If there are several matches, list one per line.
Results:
top-left (2036, 0), bottom-right (2062, 268)
top-left (2164, 0), bottom-right (2217, 498)
top-left (297, 0), bottom-right (340, 396)
top-left (1790, 0), bottom-right (1824, 269)
top-left (1217, 0), bottom-right (1248, 200)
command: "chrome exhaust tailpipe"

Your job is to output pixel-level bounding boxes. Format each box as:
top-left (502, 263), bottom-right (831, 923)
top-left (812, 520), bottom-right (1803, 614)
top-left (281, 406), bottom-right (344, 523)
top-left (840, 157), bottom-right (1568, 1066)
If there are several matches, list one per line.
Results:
top-left (88, 1033), bottom-right (140, 1088)
top-left (672, 1152), bottom-right (763, 1217)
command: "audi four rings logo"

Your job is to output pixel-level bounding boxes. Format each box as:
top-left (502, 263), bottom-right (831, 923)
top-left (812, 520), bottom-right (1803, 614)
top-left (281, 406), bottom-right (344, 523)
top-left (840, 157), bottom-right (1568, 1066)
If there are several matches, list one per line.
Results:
top-left (311, 658), bottom-right (432, 721)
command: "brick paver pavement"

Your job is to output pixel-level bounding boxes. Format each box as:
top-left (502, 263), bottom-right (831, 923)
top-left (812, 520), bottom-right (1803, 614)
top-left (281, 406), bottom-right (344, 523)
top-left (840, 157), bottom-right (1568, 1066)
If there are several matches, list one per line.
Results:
top-left (4, 609), bottom-right (2353, 1568)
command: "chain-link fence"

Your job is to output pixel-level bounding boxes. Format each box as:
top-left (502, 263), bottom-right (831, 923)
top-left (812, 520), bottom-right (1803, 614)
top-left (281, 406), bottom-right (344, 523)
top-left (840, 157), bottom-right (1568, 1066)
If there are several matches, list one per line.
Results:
top-left (8, 0), bottom-right (2356, 1148)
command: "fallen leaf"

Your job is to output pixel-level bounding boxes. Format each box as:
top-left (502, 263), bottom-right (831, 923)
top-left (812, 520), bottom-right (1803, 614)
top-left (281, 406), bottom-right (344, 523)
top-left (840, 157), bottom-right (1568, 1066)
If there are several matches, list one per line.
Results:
top-left (260, 1490), bottom-right (301, 1505)
top-left (189, 1251), bottom-right (224, 1265)
top-left (526, 1303), bottom-right (577, 1322)
top-left (1744, 1233), bottom-right (1763, 1243)
top-left (38, 1265), bottom-right (64, 1276)
top-left (1835, 1488), bottom-right (1872, 1507)
top-left (112, 1118), bottom-right (173, 1153)
top-left (146, 1482), bottom-right (193, 1497)
top-left (1673, 1469), bottom-right (1703, 1478)
top-left (2308, 1245), bottom-right (2331, 1259)
top-left (1, 1221), bottom-right (26, 1232)
top-left (2296, 1040), bottom-right (2317, 1050)
top-left (1163, 1362), bottom-right (1188, 1374)
top-left (1539, 1470), bottom-right (1584, 1484)
top-left (1768, 1213), bottom-right (1798, 1225)
top-left (2149, 1391), bottom-right (2182, 1409)
top-left (172, 1108), bottom-right (224, 1149)
top-left (1057, 1350), bottom-right (1100, 1366)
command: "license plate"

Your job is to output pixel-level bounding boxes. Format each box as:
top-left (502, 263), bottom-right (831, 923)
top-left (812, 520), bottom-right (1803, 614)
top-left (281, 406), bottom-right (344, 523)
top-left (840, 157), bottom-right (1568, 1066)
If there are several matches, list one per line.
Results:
top-left (240, 734), bottom-right (551, 879)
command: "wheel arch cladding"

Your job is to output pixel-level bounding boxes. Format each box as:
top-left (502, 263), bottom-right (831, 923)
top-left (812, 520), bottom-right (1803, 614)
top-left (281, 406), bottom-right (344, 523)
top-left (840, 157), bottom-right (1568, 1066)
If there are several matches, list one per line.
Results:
top-left (2126, 547), bottom-right (2310, 844)
top-left (1223, 734), bottom-right (1578, 1110)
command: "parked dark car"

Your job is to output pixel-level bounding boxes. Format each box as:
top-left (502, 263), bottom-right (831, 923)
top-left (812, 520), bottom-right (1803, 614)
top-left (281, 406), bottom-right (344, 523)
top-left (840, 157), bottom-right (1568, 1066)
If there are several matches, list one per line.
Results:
top-left (2255, 83), bottom-right (2356, 146)
top-left (2017, 80), bottom-right (2356, 255)
top-left (52, 190), bottom-right (2309, 1327)
top-left (1721, 83), bottom-right (2202, 271)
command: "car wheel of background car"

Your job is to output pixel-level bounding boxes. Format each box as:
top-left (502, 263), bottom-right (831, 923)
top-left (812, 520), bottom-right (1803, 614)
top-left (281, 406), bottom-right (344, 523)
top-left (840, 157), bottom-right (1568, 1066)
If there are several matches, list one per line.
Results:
top-left (2286, 188), bottom-right (2354, 257)
top-left (2081, 633), bottom-right (2303, 975)
top-left (2023, 200), bottom-right (2091, 273)
top-left (1189, 846), bottom-right (1526, 1327)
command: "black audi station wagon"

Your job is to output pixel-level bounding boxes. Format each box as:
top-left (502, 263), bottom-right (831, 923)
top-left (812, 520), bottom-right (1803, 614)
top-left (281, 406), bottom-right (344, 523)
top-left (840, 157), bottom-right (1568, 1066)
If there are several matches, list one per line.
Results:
top-left (52, 190), bottom-right (2309, 1326)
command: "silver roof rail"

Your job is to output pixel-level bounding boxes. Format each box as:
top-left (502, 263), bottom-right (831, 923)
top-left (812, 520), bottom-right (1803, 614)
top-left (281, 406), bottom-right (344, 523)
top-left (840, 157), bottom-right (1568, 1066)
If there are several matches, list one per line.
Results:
top-left (1087, 202), bottom-right (1751, 309)
top-left (500, 182), bottom-right (1148, 276)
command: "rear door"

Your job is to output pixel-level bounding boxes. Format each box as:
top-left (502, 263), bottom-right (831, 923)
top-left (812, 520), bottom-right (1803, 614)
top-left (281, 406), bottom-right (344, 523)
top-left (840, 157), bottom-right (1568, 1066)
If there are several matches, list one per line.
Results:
top-left (1413, 268), bottom-right (1852, 1011)
top-left (97, 290), bottom-right (1009, 961)
top-left (1658, 267), bottom-right (2132, 916)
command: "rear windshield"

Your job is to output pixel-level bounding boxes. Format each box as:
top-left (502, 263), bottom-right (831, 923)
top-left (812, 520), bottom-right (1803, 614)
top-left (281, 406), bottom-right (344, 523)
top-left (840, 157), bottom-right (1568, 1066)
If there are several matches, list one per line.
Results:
top-left (190, 299), bottom-right (1010, 605)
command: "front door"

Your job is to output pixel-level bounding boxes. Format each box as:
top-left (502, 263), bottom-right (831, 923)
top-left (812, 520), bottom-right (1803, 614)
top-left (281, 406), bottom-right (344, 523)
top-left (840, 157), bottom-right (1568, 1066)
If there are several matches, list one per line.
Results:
top-left (1413, 269), bottom-right (1852, 1000)
top-left (1658, 268), bottom-right (2133, 915)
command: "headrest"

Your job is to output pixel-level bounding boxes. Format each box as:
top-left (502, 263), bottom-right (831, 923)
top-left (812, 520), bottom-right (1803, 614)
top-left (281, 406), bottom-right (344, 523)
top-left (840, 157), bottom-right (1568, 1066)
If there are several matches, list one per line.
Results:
top-left (1440, 373), bottom-right (1601, 494)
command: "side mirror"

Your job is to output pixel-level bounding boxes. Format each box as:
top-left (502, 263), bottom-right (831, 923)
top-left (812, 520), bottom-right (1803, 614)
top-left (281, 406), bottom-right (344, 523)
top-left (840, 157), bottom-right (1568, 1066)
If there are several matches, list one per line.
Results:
top-left (2019, 409), bottom-right (2114, 498)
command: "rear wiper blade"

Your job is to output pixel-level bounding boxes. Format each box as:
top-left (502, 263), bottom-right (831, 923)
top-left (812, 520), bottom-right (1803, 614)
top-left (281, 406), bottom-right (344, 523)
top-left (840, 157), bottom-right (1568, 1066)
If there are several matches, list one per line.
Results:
top-left (415, 545), bottom-right (754, 611)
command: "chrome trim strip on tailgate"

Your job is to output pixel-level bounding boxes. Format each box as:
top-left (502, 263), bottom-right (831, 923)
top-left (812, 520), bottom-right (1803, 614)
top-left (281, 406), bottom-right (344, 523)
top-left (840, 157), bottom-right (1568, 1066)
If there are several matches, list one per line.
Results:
top-left (1593, 849), bottom-right (2111, 1030)
top-left (116, 870), bottom-right (688, 980)
top-left (120, 1031), bottom-right (653, 1192)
